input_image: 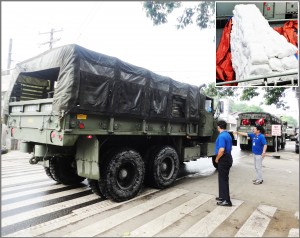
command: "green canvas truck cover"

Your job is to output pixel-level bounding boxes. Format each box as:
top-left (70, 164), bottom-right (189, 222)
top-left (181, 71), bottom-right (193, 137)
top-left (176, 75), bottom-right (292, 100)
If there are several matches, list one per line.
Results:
top-left (4, 44), bottom-right (205, 123)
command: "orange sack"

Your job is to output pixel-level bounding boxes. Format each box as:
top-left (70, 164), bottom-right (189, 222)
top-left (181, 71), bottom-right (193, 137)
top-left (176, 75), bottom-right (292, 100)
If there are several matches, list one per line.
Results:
top-left (216, 18), bottom-right (237, 86)
top-left (273, 20), bottom-right (298, 49)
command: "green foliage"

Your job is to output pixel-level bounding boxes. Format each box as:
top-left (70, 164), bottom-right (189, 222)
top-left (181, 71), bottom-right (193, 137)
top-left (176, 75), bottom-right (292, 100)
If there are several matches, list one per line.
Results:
top-left (262, 87), bottom-right (289, 110)
top-left (239, 87), bottom-right (290, 110)
top-left (143, 1), bottom-right (181, 25)
top-left (231, 103), bottom-right (264, 113)
top-left (204, 84), bottom-right (296, 110)
top-left (280, 115), bottom-right (298, 127)
top-left (239, 88), bottom-right (259, 101)
top-left (142, 1), bottom-right (215, 29)
top-left (203, 83), bottom-right (237, 98)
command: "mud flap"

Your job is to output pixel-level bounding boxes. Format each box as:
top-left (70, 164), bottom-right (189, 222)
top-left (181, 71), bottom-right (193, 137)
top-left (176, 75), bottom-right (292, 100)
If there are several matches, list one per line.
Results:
top-left (75, 136), bottom-right (100, 180)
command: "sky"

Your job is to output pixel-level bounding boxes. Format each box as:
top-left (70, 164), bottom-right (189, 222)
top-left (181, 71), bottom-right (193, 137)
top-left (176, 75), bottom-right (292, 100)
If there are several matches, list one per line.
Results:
top-left (1, 1), bottom-right (215, 86)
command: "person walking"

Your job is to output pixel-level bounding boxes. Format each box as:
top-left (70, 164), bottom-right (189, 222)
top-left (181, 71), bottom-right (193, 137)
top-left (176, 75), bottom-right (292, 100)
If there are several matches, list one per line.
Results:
top-left (235, 125), bottom-right (267, 185)
top-left (215, 120), bottom-right (233, 207)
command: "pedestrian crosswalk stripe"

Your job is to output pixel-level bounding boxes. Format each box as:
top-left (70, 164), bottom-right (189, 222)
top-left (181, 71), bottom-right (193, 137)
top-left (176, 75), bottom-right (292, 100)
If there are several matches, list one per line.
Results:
top-left (2, 180), bottom-right (55, 193)
top-left (2, 194), bottom-right (99, 227)
top-left (127, 193), bottom-right (214, 237)
top-left (2, 174), bottom-right (49, 187)
top-left (180, 199), bottom-right (244, 237)
top-left (63, 188), bottom-right (189, 237)
top-left (234, 204), bottom-right (277, 237)
top-left (2, 183), bottom-right (67, 201)
top-left (2, 170), bottom-right (45, 178)
top-left (288, 228), bottom-right (299, 237)
top-left (5, 188), bottom-right (158, 237)
top-left (2, 187), bottom-right (91, 212)
top-left (1, 166), bottom-right (41, 172)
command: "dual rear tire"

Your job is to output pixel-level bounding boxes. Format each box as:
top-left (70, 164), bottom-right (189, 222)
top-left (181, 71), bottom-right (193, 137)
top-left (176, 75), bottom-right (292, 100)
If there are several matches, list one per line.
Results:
top-left (45, 156), bottom-right (85, 185)
top-left (89, 146), bottom-right (180, 202)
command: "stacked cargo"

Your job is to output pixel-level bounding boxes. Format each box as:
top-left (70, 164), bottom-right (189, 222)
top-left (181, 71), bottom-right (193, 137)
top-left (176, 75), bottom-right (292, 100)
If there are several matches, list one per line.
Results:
top-left (230, 4), bottom-right (298, 85)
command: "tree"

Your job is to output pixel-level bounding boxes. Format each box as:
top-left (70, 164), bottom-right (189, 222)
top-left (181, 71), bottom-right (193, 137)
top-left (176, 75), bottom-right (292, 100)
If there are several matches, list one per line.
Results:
top-left (231, 103), bottom-right (264, 113)
top-left (240, 87), bottom-right (290, 110)
top-left (142, 1), bottom-right (215, 30)
top-left (204, 83), bottom-right (295, 110)
top-left (281, 115), bottom-right (299, 127)
top-left (203, 83), bottom-right (237, 98)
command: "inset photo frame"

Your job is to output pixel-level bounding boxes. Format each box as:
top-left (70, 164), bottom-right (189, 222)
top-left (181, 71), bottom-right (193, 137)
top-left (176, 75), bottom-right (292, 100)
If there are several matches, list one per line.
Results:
top-left (216, 1), bottom-right (299, 87)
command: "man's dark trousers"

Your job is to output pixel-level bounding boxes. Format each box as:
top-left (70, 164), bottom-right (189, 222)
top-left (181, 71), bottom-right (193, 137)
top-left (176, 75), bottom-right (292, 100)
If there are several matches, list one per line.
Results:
top-left (218, 153), bottom-right (233, 201)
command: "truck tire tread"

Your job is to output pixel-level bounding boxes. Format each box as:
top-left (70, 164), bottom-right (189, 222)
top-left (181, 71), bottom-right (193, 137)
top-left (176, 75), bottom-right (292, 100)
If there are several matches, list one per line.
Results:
top-left (104, 148), bottom-right (145, 202)
top-left (145, 146), bottom-right (179, 189)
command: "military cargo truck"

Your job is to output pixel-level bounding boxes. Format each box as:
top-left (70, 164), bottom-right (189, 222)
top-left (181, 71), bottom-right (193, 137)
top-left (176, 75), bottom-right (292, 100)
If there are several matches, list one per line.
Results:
top-left (4, 44), bottom-right (226, 202)
top-left (237, 112), bottom-right (286, 152)
top-left (286, 124), bottom-right (297, 140)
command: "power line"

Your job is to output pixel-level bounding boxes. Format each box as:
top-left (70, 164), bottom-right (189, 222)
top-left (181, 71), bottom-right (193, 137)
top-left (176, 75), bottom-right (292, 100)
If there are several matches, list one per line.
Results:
top-left (39, 28), bottom-right (63, 49)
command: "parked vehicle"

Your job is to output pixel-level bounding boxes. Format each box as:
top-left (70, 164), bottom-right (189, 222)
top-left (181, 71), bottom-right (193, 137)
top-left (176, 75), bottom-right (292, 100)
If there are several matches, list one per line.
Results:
top-left (237, 112), bottom-right (286, 152)
top-left (286, 124), bottom-right (297, 140)
top-left (3, 44), bottom-right (234, 202)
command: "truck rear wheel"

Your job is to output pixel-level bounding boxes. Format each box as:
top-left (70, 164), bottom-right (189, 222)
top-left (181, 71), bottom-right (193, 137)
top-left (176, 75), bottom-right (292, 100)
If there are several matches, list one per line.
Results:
top-left (87, 179), bottom-right (108, 199)
top-left (269, 138), bottom-right (276, 152)
top-left (240, 144), bottom-right (248, 150)
top-left (44, 167), bottom-right (58, 182)
top-left (104, 149), bottom-right (145, 202)
top-left (49, 156), bottom-right (85, 185)
top-left (145, 146), bottom-right (179, 189)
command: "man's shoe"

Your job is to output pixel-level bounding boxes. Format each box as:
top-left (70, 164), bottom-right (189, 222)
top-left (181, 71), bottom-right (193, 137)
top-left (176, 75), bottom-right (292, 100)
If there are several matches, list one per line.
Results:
top-left (215, 197), bottom-right (224, 201)
top-left (253, 179), bottom-right (264, 183)
top-left (253, 180), bottom-right (263, 185)
top-left (217, 200), bottom-right (232, 207)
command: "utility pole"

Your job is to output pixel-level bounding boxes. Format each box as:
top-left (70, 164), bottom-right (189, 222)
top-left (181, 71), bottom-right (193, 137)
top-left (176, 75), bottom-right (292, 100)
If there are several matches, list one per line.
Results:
top-left (39, 28), bottom-right (63, 49)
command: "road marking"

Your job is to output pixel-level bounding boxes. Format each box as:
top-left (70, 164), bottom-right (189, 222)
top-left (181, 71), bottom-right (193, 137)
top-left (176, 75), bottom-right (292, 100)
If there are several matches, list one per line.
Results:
top-left (2, 174), bottom-right (49, 187)
top-left (288, 211), bottom-right (300, 237)
top-left (2, 170), bottom-right (45, 178)
top-left (5, 188), bottom-right (158, 237)
top-left (2, 194), bottom-right (99, 227)
top-left (180, 199), bottom-right (244, 237)
top-left (1, 164), bottom-right (42, 170)
top-left (1, 168), bottom-right (43, 175)
top-left (2, 183), bottom-right (67, 200)
top-left (235, 204), bottom-right (277, 237)
top-left (288, 228), bottom-right (299, 237)
top-left (2, 180), bottom-right (55, 193)
top-left (128, 193), bottom-right (214, 237)
top-left (63, 188), bottom-right (189, 237)
top-left (2, 187), bottom-right (91, 212)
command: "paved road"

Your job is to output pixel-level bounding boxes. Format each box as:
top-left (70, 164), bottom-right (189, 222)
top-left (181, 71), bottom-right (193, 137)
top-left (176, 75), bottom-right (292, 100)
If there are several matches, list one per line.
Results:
top-left (1, 141), bottom-right (299, 237)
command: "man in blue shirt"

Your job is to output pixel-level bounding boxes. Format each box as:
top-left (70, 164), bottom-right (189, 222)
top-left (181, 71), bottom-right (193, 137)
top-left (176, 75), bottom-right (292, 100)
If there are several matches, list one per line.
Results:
top-left (236, 125), bottom-right (267, 185)
top-left (215, 120), bottom-right (233, 207)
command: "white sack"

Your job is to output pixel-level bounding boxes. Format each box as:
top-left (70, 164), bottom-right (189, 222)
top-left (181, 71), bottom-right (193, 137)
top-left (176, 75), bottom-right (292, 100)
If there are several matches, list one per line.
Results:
top-left (249, 64), bottom-right (272, 75)
top-left (269, 58), bottom-right (285, 72)
top-left (281, 55), bottom-right (299, 70)
top-left (230, 4), bottom-right (299, 83)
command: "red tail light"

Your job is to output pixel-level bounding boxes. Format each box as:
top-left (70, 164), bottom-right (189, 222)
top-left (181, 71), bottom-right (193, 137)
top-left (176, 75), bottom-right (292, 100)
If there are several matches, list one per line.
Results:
top-left (51, 132), bottom-right (56, 138)
top-left (256, 118), bottom-right (265, 126)
top-left (79, 122), bottom-right (85, 129)
top-left (87, 135), bottom-right (93, 139)
top-left (11, 128), bottom-right (15, 137)
top-left (242, 119), bottom-right (250, 125)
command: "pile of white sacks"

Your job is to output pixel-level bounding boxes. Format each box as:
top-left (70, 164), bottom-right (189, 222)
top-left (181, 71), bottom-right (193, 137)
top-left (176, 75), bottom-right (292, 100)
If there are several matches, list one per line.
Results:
top-left (230, 4), bottom-right (298, 85)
